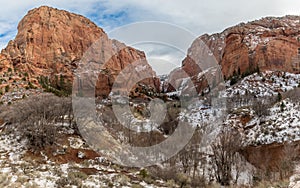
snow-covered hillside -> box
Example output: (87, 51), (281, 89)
(0, 124), (174, 187)
(224, 99), (300, 145)
(178, 71), (300, 146)
(225, 71), (300, 97)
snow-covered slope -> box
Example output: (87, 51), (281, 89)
(0, 124), (174, 187)
(178, 71), (300, 146)
(224, 99), (300, 145)
(225, 71), (300, 97)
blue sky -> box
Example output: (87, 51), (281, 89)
(0, 0), (299, 74)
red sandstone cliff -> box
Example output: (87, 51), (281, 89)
(166, 15), (300, 93)
(0, 6), (159, 97)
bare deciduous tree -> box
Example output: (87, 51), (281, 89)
(211, 128), (242, 186)
(278, 143), (299, 180)
(0, 93), (73, 151)
(285, 88), (300, 105)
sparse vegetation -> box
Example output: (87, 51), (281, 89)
(0, 93), (73, 151)
(39, 75), (72, 96)
(277, 92), (282, 102)
(228, 66), (260, 86)
(5, 85), (9, 92)
(280, 102), (285, 112)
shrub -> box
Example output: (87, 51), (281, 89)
(149, 166), (177, 181)
(176, 173), (191, 187)
(55, 177), (69, 187)
(131, 184), (143, 188)
(116, 174), (130, 186)
(24, 121), (56, 150)
(68, 171), (88, 180)
(139, 169), (148, 178)
(5, 85), (9, 92)
(230, 76), (239, 86)
(27, 81), (36, 89)
(277, 93), (282, 102)
(280, 102), (285, 112)
(190, 176), (206, 188)
(0, 94), (73, 151)
(56, 172), (87, 187)
(166, 179), (176, 187)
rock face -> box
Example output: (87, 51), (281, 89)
(166, 15), (300, 93)
(0, 6), (159, 97)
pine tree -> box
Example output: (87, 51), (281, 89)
(277, 92), (282, 102)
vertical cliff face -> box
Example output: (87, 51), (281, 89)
(1, 6), (105, 76)
(204, 15), (300, 77)
(0, 6), (159, 97)
(166, 15), (300, 93)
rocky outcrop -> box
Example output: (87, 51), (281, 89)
(166, 15), (300, 93)
(0, 6), (159, 97)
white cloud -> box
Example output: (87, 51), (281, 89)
(133, 43), (185, 75)
(100, 0), (299, 73)
(99, 0), (298, 34)
(0, 0), (298, 72)
(0, 0), (105, 49)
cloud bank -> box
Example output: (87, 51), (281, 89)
(0, 0), (298, 74)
